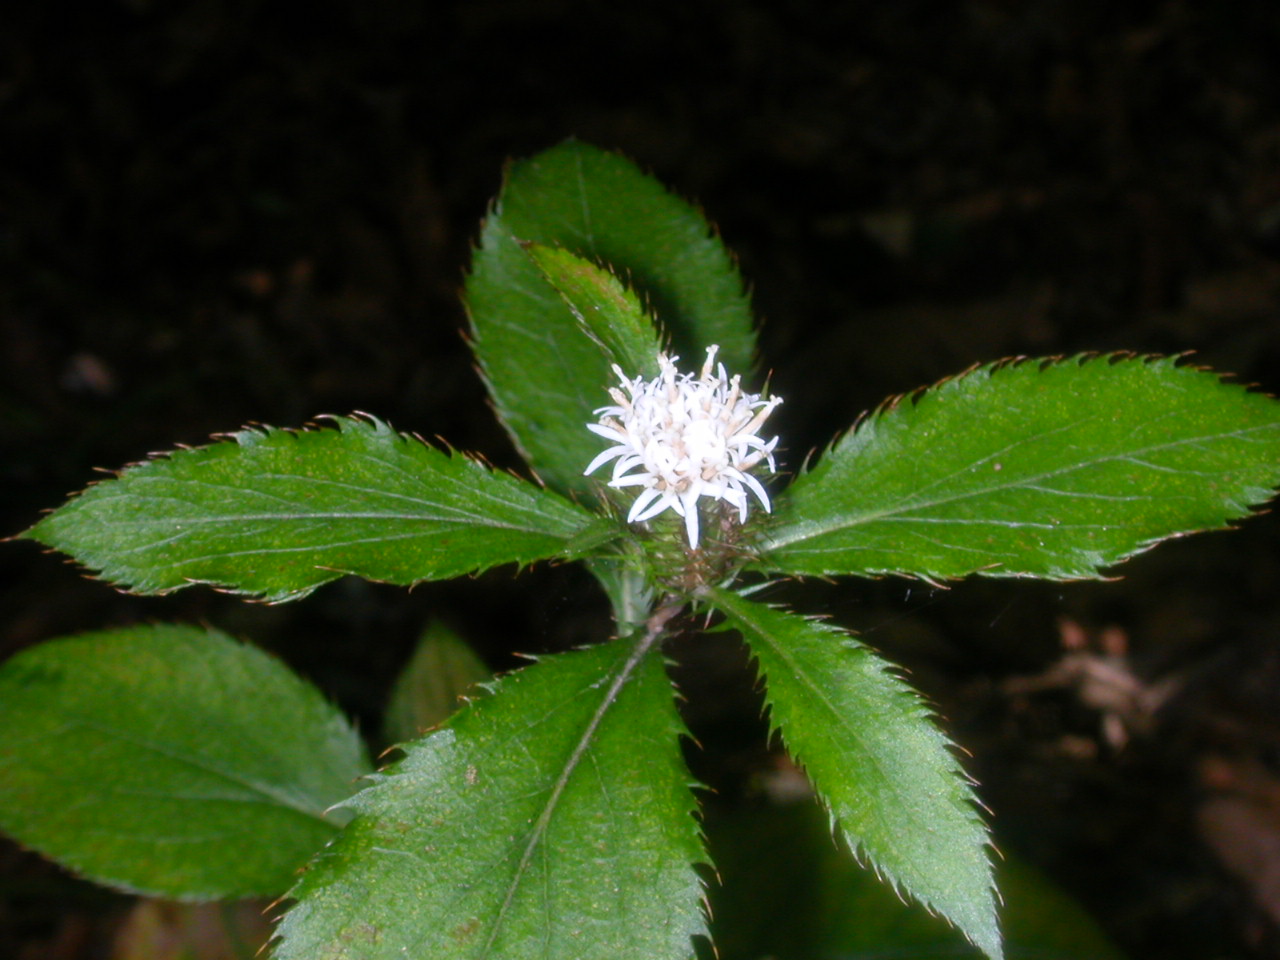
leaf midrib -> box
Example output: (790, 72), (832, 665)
(478, 626), (665, 959)
(35, 706), (339, 826)
(765, 419), (1278, 552)
(712, 592), (937, 853)
(93, 467), (586, 533)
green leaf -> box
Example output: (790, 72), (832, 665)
(466, 140), (756, 498)
(0, 624), (371, 899)
(525, 243), (664, 379)
(706, 587), (1001, 960)
(382, 621), (492, 745)
(809, 852), (1125, 960)
(763, 355), (1280, 580)
(23, 415), (595, 601)
(273, 634), (706, 960)
(705, 796), (1126, 960)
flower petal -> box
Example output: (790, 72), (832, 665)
(584, 346), (782, 546)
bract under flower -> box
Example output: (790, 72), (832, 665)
(585, 346), (782, 548)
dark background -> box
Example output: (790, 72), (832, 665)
(4, 1), (1280, 957)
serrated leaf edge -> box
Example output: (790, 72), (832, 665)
(703, 587), (1003, 960)
(18, 413), (595, 602)
(761, 352), (1280, 579)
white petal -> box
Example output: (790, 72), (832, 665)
(586, 421), (626, 441)
(585, 345), (782, 547)
(584, 446), (627, 476)
(738, 470), (772, 512)
(724, 482), (752, 522)
(680, 490), (702, 547)
(635, 496), (680, 525)
(627, 487), (668, 523)
(609, 473), (654, 489)
(610, 454), (646, 482)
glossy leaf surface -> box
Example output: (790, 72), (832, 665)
(25, 416), (594, 601)
(273, 635), (706, 960)
(467, 140), (756, 498)
(763, 356), (1280, 580)
(526, 243), (663, 380)
(0, 625), (370, 899)
(707, 587), (1001, 960)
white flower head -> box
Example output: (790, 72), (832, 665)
(584, 345), (782, 548)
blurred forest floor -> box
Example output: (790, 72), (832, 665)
(3, 2), (1280, 958)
